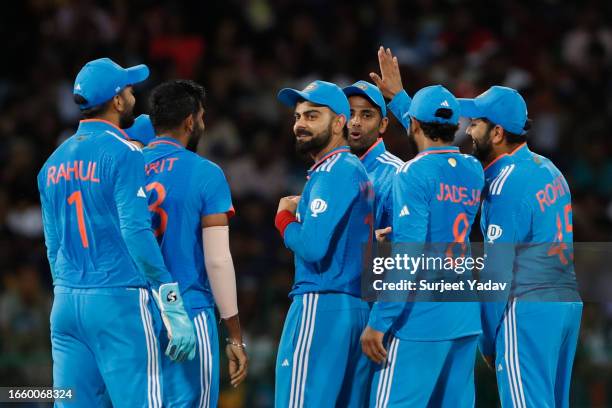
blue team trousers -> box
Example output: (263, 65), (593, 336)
(51, 286), (162, 408)
(158, 307), (220, 408)
(370, 334), (479, 408)
(495, 299), (582, 408)
(275, 292), (373, 407)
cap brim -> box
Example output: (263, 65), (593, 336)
(343, 86), (387, 117)
(126, 64), (150, 85)
(342, 86), (368, 98)
(457, 98), (484, 119)
(277, 88), (311, 108)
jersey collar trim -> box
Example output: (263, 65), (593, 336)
(78, 119), (130, 140)
(148, 136), (184, 149)
(483, 142), (528, 174)
(308, 146), (350, 173)
(417, 145), (459, 156)
(359, 138), (385, 165)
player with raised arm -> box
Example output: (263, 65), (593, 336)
(141, 80), (248, 407)
(461, 86), (582, 407)
(361, 86), (484, 407)
(37, 58), (196, 408)
(275, 80), (374, 406)
(343, 80), (403, 240)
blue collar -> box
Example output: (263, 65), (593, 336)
(147, 136), (184, 150)
(359, 138), (387, 168)
(484, 143), (530, 178)
(76, 119), (130, 139)
(419, 145), (460, 155)
(308, 145), (351, 175)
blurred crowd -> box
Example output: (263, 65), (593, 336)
(1, 0), (611, 406)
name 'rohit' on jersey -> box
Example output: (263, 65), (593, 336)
(283, 146), (374, 297)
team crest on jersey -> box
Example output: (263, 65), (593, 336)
(310, 198), (327, 217)
(486, 224), (503, 243)
(447, 158), (457, 167)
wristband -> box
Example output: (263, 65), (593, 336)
(275, 210), (297, 238)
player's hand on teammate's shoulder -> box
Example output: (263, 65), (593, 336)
(360, 326), (388, 364)
(369, 46), (403, 100)
(226, 340), (248, 387)
(375, 227), (392, 243)
(277, 195), (300, 215)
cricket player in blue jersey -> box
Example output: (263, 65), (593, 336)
(343, 81), (403, 235)
(140, 80), (248, 407)
(275, 80), (374, 407)
(460, 86), (582, 408)
(37, 58), (196, 408)
(361, 85), (485, 407)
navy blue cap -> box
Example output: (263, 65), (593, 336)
(342, 80), (387, 118)
(405, 85), (460, 125)
(458, 86), (528, 135)
(277, 80), (350, 120)
(73, 58), (149, 110)
(126, 114), (156, 145)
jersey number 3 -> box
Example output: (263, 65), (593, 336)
(146, 182), (168, 237)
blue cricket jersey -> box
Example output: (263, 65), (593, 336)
(284, 146), (374, 297)
(359, 138), (403, 230)
(369, 146), (485, 340)
(142, 136), (234, 313)
(479, 143), (581, 355)
(37, 119), (172, 288)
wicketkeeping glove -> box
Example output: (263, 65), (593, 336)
(151, 282), (197, 362)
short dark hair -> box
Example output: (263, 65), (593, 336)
(419, 121), (459, 143)
(149, 80), (206, 132)
(482, 118), (531, 145)
(74, 95), (113, 119)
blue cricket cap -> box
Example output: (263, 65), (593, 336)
(73, 58), (149, 110)
(405, 85), (460, 125)
(277, 80), (350, 120)
(458, 86), (528, 135)
(126, 114), (156, 145)
(342, 80), (387, 118)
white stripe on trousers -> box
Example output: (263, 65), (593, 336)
(375, 336), (399, 408)
(194, 312), (213, 408)
(289, 293), (319, 408)
(504, 299), (527, 408)
(139, 289), (161, 408)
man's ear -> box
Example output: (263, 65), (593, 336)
(491, 125), (505, 146)
(112, 94), (124, 113)
(378, 117), (389, 135)
(183, 113), (195, 133)
(334, 114), (347, 134)
(411, 117), (421, 135)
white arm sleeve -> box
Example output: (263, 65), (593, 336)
(202, 226), (238, 319)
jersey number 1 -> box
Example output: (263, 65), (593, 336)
(67, 191), (89, 248)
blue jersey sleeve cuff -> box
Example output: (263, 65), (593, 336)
(367, 308), (394, 334)
(387, 90), (412, 129)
